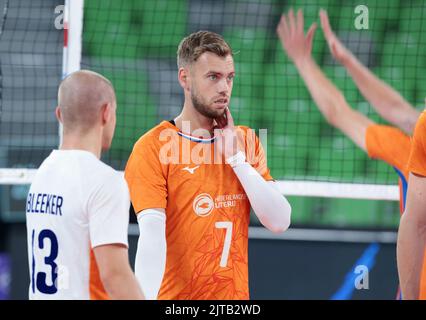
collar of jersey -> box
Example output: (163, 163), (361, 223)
(177, 131), (216, 144)
(163, 120), (217, 144)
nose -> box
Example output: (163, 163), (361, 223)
(217, 77), (230, 95)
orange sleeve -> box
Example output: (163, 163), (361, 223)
(243, 127), (273, 181)
(365, 124), (411, 171)
(408, 112), (426, 177)
(124, 136), (167, 214)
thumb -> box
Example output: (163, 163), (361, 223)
(331, 42), (340, 59)
(306, 23), (317, 50)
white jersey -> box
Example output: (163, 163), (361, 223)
(26, 150), (130, 300)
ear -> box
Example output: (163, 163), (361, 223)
(178, 67), (190, 92)
(55, 106), (62, 123)
(101, 102), (112, 125)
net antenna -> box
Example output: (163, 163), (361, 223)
(0, 0), (84, 185)
(61, 0), (84, 145)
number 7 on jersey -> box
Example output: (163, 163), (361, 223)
(215, 221), (233, 268)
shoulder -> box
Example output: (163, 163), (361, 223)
(366, 124), (411, 145)
(132, 121), (177, 154)
(235, 125), (253, 132)
(414, 111), (426, 139)
(235, 125), (259, 138)
(85, 158), (128, 195)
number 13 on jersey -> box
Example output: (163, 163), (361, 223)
(31, 228), (59, 295)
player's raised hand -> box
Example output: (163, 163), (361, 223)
(277, 9), (317, 66)
(320, 9), (353, 64)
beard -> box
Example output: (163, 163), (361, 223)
(191, 89), (226, 119)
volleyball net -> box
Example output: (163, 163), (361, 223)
(1, 0), (425, 227)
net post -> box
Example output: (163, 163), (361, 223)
(60, 0), (84, 146)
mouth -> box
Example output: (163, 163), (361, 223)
(213, 98), (228, 107)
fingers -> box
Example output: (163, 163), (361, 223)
(319, 9), (332, 38)
(215, 115), (227, 129)
(288, 8), (296, 37)
(277, 14), (289, 42)
(279, 8), (306, 39)
(331, 42), (340, 59)
(306, 23), (317, 51)
(225, 107), (235, 128)
(297, 9), (304, 36)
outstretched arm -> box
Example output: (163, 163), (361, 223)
(320, 9), (420, 135)
(277, 9), (373, 152)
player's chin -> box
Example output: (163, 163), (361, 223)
(210, 103), (227, 114)
(210, 108), (226, 119)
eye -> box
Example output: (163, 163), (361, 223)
(208, 74), (217, 80)
(227, 75), (234, 81)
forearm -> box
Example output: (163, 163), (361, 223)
(343, 57), (418, 133)
(94, 244), (145, 300)
(230, 154), (291, 233)
(295, 57), (349, 126)
(102, 269), (145, 300)
(397, 213), (426, 299)
(135, 209), (167, 300)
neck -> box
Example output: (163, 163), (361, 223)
(174, 101), (215, 138)
(59, 131), (102, 159)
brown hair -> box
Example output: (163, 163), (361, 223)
(177, 30), (233, 68)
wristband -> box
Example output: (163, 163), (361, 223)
(226, 151), (246, 168)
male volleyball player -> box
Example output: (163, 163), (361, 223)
(125, 31), (292, 300)
(277, 9), (420, 298)
(26, 70), (144, 300)
(398, 110), (426, 300)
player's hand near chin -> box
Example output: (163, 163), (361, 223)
(214, 107), (245, 162)
(214, 107), (291, 233)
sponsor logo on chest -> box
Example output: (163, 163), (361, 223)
(192, 192), (247, 217)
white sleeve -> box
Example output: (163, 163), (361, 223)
(88, 172), (130, 248)
(135, 208), (167, 300)
(228, 152), (292, 233)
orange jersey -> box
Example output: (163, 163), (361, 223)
(125, 120), (272, 300)
(365, 124), (411, 213)
(407, 111), (426, 177)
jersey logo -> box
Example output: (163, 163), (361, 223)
(182, 165), (200, 174)
(193, 193), (214, 217)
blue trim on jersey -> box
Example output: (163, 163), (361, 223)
(31, 229), (35, 294)
(393, 167), (408, 210)
(330, 243), (380, 300)
(177, 131), (216, 144)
